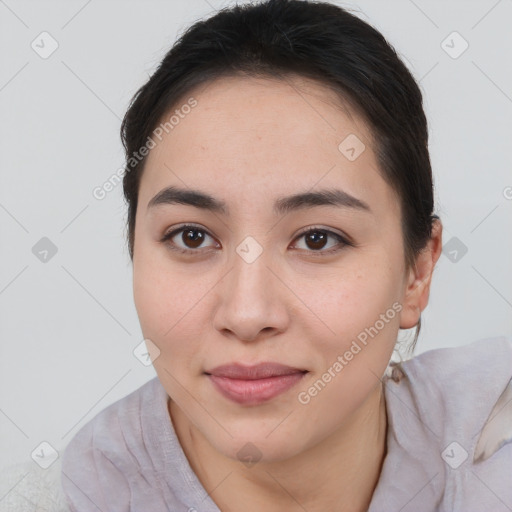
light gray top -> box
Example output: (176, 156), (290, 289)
(3, 336), (510, 511)
(61, 336), (512, 512)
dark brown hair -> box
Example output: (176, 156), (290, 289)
(120, 0), (439, 354)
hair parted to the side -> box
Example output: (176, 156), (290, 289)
(120, 0), (439, 356)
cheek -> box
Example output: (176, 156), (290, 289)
(314, 259), (402, 342)
(133, 253), (206, 348)
(294, 267), (399, 421)
(301, 257), (402, 406)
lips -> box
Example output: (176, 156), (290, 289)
(206, 362), (307, 379)
(205, 362), (308, 405)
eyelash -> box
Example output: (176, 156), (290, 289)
(160, 223), (353, 257)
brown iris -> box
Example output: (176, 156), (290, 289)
(304, 231), (328, 251)
(181, 228), (205, 249)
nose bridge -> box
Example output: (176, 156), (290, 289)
(213, 235), (287, 340)
(229, 236), (275, 303)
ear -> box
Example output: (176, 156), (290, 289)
(400, 219), (443, 329)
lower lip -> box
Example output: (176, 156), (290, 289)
(208, 372), (306, 405)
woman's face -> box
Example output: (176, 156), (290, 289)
(133, 75), (418, 462)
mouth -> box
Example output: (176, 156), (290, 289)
(205, 362), (308, 405)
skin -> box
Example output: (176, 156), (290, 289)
(132, 74), (443, 512)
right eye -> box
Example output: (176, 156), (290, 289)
(160, 224), (219, 254)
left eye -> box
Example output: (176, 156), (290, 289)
(292, 227), (349, 254)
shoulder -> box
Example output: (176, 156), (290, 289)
(62, 376), (161, 460)
(60, 377), (165, 506)
(389, 335), (512, 405)
(370, 336), (512, 510)
(385, 336), (512, 447)
(391, 334), (512, 382)
(385, 335), (512, 464)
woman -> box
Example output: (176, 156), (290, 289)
(3, 0), (511, 510)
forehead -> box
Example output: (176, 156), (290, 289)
(139, 75), (398, 219)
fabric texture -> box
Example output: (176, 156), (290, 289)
(367, 335), (512, 511)
(2, 336), (511, 511)
(0, 458), (68, 512)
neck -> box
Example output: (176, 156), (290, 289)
(169, 382), (387, 512)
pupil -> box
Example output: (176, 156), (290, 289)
(307, 231), (326, 250)
(184, 229), (204, 248)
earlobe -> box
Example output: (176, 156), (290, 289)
(399, 219), (443, 330)
(399, 303), (421, 330)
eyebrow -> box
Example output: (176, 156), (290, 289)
(147, 185), (371, 216)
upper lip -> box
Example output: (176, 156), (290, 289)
(206, 362), (307, 380)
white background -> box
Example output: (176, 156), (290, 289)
(1, 0), (511, 471)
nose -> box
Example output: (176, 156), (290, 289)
(212, 247), (289, 343)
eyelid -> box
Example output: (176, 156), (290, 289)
(160, 223), (352, 255)
(293, 225), (352, 245)
(290, 225), (352, 255)
(161, 222), (210, 241)
(160, 223), (219, 252)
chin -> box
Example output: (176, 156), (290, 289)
(206, 426), (310, 466)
